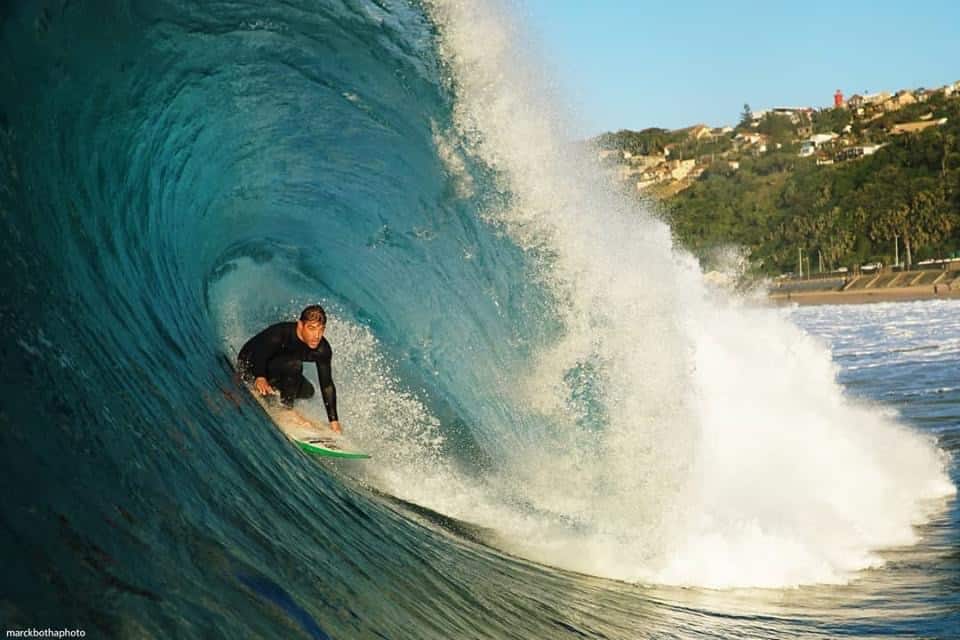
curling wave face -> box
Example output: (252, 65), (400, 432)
(0, 0), (956, 637)
(0, 2), (553, 636)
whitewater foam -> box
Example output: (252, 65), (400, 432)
(205, 0), (955, 590)
(422, 0), (955, 588)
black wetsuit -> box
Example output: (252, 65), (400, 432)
(237, 322), (338, 420)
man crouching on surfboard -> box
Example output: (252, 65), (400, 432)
(237, 304), (341, 434)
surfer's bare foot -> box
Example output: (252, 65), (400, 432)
(286, 409), (320, 430)
(330, 420), (342, 434)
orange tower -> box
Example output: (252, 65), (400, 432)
(834, 89), (844, 108)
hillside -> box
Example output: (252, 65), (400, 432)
(596, 84), (960, 277)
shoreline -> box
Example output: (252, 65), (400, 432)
(768, 283), (960, 306)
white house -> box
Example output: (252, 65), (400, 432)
(735, 132), (768, 146)
(809, 132), (839, 145)
(669, 159), (697, 181)
(835, 144), (885, 162)
(799, 132), (838, 157)
(771, 107), (813, 123)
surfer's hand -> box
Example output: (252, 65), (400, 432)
(329, 420), (342, 434)
(254, 377), (276, 396)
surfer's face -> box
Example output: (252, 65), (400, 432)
(297, 320), (325, 349)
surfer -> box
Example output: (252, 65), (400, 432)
(237, 304), (341, 434)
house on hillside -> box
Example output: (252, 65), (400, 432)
(943, 81), (960, 96)
(634, 158), (703, 193)
(771, 107), (813, 124)
(847, 92), (890, 117)
(616, 152), (668, 181)
(669, 159), (697, 181)
(635, 164), (674, 191)
(890, 118), (948, 135)
(799, 132), (839, 157)
(883, 91), (917, 112)
(626, 153), (664, 169)
(686, 124), (713, 140)
(748, 109), (770, 127)
(734, 132), (769, 154)
(835, 144), (884, 162)
(734, 132), (768, 146)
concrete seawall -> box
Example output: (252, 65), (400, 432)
(768, 268), (960, 306)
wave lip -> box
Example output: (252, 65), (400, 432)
(422, 0), (956, 589)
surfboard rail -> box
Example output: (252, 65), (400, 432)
(244, 383), (370, 459)
(295, 438), (371, 459)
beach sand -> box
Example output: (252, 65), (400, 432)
(769, 284), (960, 306)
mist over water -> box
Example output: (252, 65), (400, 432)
(420, 0), (954, 588)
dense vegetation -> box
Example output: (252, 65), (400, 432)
(658, 97), (960, 276)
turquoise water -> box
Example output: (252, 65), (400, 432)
(1, 2), (957, 637)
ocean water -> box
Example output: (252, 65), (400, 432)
(1, 1), (957, 638)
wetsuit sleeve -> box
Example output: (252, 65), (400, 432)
(315, 347), (339, 423)
(241, 324), (286, 379)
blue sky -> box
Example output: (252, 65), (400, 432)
(520, 0), (960, 137)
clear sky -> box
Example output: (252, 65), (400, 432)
(519, 0), (960, 137)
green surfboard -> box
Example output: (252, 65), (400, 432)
(245, 384), (370, 459)
(295, 435), (370, 460)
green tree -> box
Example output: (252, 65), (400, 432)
(646, 90), (960, 276)
(739, 103), (753, 127)
(821, 208), (856, 270)
(757, 113), (797, 145)
(867, 182), (952, 267)
(811, 107), (851, 135)
(909, 189), (955, 260)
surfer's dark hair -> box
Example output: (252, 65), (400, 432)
(300, 304), (327, 325)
